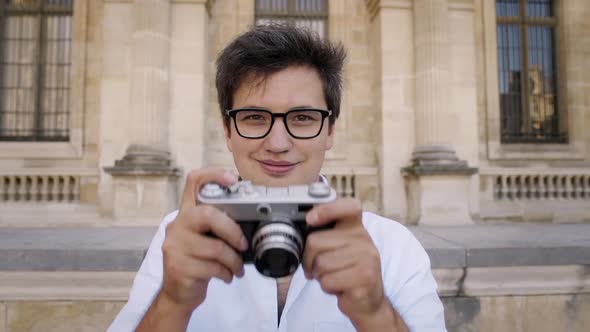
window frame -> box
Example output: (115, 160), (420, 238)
(0, 0), (85, 159)
(483, 0), (584, 160)
(496, 0), (564, 144)
(254, 0), (329, 39)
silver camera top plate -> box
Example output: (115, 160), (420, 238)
(198, 181), (337, 205)
(197, 181), (337, 221)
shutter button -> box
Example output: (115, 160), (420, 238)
(308, 182), (331, 198)
(200, 183), (225, 198)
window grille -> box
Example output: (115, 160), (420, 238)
(0, 0), (73, 142)
(255, 0), (328, 39)
(496, 0), (565, 143)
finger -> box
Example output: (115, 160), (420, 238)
(302, 230), (348, 278)
(190, 235), (245, 277)
(180, 167), (238, 210)
(317, 266), (369, 296)
(306, 198), (362, 228)
(190, 259), (235, 284)
(311, 245), (359, 279)
(189, 205), (248, 252)
(164, 251), (233, 284)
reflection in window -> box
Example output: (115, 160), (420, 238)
(0, 0), (73, 141)
(255, 0), (328, 39)
(496, 0), (564, 143)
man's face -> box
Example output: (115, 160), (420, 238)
(224, 66), (334, 186)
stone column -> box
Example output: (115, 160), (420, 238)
(365, 0), (417, 222)
(402, 0), (477, 225)
(104, 0), (180, 223)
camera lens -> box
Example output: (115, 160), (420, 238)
(257, 248), (298, 277)
(252, 222), (303, 278)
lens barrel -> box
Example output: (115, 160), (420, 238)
(252, 222), (303, 278)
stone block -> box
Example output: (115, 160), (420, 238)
(432, 268), (464, 297)
(0, 272), (136, 302)
(0, 227), (154, 271)
(461, 265), (590, 297)
(405, 174), (475, 225)
(475, 295), (590, 332)
(410, 229), (465, 268)
(422, 223), (590, 267)
(0, 303), (5, 332)
(6, 301), (124, 332)
(111, 175), (179, 224)
(443, 294), (590, 332)
(443, 296), (481, 332)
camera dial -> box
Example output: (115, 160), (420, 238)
(200, 183), (225, 198)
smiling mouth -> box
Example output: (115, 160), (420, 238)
(257, 160), (298, 175)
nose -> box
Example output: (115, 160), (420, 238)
(263, 118), (292, 153)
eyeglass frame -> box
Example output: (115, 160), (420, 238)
(224, 108), (333, 139)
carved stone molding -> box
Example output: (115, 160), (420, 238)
(434, 265), (590, 297)
(365, 0), (412, 21)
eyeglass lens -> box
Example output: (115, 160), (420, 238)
(234, 109), (325, 138)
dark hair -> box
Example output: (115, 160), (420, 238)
(215, 24), (346, 127)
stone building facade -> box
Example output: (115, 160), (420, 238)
(1, 0), (589, 228)
(0, 1), (589, 331)
(0, 0), (588, 227)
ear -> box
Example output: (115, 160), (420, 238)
(325, 123), (334, 150)
(224, 120), (233, 152)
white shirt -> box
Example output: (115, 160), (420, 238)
(108, 211), (447, 332)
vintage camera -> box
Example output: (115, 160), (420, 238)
(197, 180), (336, 278)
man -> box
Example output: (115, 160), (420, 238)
(108, 25), (446, 332)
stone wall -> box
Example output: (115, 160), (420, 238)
(1, 294), (589, 332)
(1, 301), (124, 332)
(444, 294), (590, 332)
(1, 224), (589, 331)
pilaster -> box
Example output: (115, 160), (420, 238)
(403, 0), (477, 225)
(104, 0), (179, 223)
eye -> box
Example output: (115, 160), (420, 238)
(294, 114), (313, 121)
(237, 111), (268, 122)
(244, 114), (265, 121)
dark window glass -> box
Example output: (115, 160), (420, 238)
(496, 0), (564, 143)
(0, 0), (73, 142)
(255, 0), (328, 39)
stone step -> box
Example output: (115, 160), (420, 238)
(0, 223), (589, 271)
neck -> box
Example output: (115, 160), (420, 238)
(277, 275), (293, 325)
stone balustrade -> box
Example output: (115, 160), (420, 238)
(325, 173), (356, 198)
(0, 175), (80, 203)
(321, 167), (379, 211)
(480, 169), (590, 222)
(492, 173), (590, 201)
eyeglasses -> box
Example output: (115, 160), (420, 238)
(225, 108), (332, 139)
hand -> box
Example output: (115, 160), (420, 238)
(160, 167), (248, 312)
(303, 198), (395, 330)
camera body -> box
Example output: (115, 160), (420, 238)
(197, 180), (336, 278)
